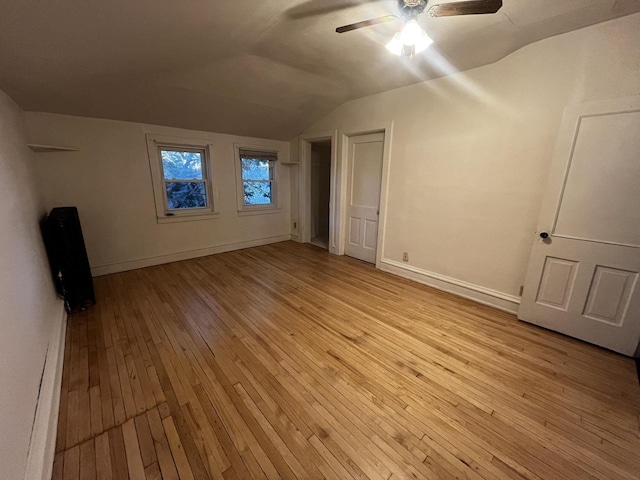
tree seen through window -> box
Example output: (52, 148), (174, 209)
(241, 157), (273, 205)
(160, 149), (208, 209)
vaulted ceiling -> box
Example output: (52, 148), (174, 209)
(1, 0), (638, 140)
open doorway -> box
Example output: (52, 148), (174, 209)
(310, 140), (331, 249)
(299, 131), (337, 252)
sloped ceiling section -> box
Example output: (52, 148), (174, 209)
(0, 0), (638, 140)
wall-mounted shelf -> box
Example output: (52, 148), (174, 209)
(28, 143), (79, 153)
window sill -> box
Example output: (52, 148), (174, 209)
(157, 211), (220, 224)
(237, 207), (282, 217)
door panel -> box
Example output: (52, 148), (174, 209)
(348, 217), (360, 245)
(364, 219), (378, 250)
(553, 111), (640, 247)
(351, 142), (383, 207)
(583, 266), (637, 325)
(344, 132), (384, 263)
(535, 257), (578, 310)
(519, 96), (640, 355)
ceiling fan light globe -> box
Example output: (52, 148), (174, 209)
(414, 31), (433, 53)
(400, 19), (424, 46)
(385, 33), (404, 55)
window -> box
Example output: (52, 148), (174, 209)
(146, 134), (218, 223)
(160, 147), (209, 210)
(236, 147), (278, 213)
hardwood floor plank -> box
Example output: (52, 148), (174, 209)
(147, 408), (180, 480)
(57, 320), (73, 453)
(104, 344), (126, 426)
(193, 383), (255, 480)
(52, 242), (640, 480)
(134, 413), (157, 468)
(87, 310), (101, 389)
(96, 326), (116, 432)
(308, 433), (357, 480)
(66, 389), (80, 448)
(162, 416), (195, 480)
(122, 418), (146, 480)
(179, 401), (227, 479)
(147, 365), (167, 405)
(90, 385), (104, 437)
(233, 383), (319, 480)
(64, 445), (80, 480)
(144, 462), (163, 480)
(79, 438), (96, 480)
(108, 425), (129, 480)
(95, 431), (113, 480)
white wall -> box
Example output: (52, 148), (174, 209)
(298, 13), (640, 310)
(0, 90), (62, 479)
(27, 114), (293, 275)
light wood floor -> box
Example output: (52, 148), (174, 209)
(52, 241), (640, 480)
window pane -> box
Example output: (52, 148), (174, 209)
(165, 182), (207, 209)
(161, 150), (203, 180)
(243, 181), (272, 205)
(241, 158), (270, 181)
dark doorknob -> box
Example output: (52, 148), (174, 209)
(539, 232), (549, 239)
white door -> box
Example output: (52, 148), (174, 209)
(519, 96), (640, 355)
(344, 132), (384, 263)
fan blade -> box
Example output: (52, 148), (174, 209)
(336, 15), (396, 33)
(427, 0), (502, 17)
(286, 0), (387, 20)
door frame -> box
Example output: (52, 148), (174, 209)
(298, 122), (394, 265)
(298, 130), (339, 253)
(338, 122), (394, 267)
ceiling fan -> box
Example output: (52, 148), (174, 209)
(335, 0), (503, 57)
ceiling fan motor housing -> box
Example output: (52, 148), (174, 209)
(398, 0), (428, 17)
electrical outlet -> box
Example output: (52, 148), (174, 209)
(293, 222), (297, 229)
(519, 285), (524, 296)
(402, 252), (409, 262)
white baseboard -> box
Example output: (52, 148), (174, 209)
(91, 234), (292, 276)
(24, 302), (67, 480)
(379, 258), (521, 314)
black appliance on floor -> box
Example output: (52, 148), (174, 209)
(42, 207), (95, 313)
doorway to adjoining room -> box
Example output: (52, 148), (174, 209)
(309, 140), (331, 249)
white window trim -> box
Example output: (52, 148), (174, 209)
(234, 143), (281, 216)
(146, 134), (220, 224)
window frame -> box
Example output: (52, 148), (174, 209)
(146, 134), (219, 223)
(234, 143), (280, 215)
